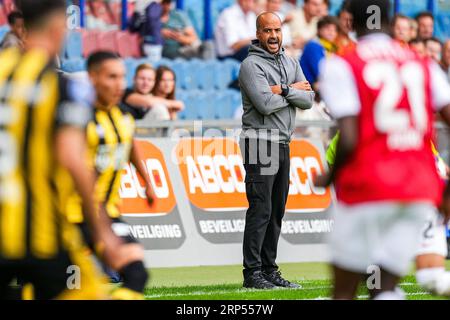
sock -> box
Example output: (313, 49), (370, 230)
(373, 288), (405, 300)
(119, 261), (149, 294)
(416, 267), (450, 296)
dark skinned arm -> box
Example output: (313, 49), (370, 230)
(315, 116), (358, 188)
(130, 140), (156, 206)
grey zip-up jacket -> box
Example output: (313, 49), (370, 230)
(239, 40), (314, 143)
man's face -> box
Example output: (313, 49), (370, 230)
(339, 10), (353, 34)
(12, 18), (25, 39)
(134, 69), (155, 95)
(393, 18), (411, 43)
(318, 24), (337, 43)
(90, 59), (126, 107)
(418, 16), (434, 39)
(238, 0), (256, 14)
(304, 0), (324, 18)
(426, 40), (442, 63)
(257, 14), (283, 54)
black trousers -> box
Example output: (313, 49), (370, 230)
(241, 139), (290, 279)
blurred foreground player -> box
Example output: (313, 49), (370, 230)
(66, 51), (155, 300)
(317, 0), (450, 299)
(0, 0), (124, 299)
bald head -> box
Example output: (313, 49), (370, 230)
(256, 12), (282, 31)
(256, 12), (283, 54)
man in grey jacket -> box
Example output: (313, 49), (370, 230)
(239, 12), (314, 289)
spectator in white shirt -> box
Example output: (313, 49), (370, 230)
(265, 0), (292, 47)
(215, 0), (257, 61)
(287, 0), (325, 50)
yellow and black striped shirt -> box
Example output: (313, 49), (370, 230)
(67, 105), (135, 223)
(0, 47), (93, 260)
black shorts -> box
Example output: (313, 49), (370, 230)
(78, 217), (138, 251)
(0, 253), (75, 300)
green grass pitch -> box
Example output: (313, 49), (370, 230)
(144, 261), (450, 300)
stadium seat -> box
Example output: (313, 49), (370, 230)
(195, 91), (215, 120)
(82, 30), (100, 57)
(213, 60), (235, 90)
(177, 91), (198, 120)
(115, 31), (142, 58)
(124, 58), (138, 87)
(0, 25), (10, 44)
(66, 31), (83, 59)
(212, 91), (231, 119)
(61, 58), (86, 73)
(97, 31), (118, 53)
(115, 31), (131, 57)
(197, 60), (215, 91)
(128, 33), (142, 58)
(171, 60), (188, 90)
(399, 0), (427, 17)
(153, 58), (172, 68)
(0, 7), (7, 26)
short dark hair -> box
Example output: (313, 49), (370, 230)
(317, 15), (340, 30)
(7, 11), (23, 26)
(338, 0), (351, 16)
(87, 51), (120, 72)
(15, 0), (66, 28)
(425, 37), (442, 47)
(409, 37), (425, 46)
(348, 0), (390, 36)
(416, 11), (434, 22)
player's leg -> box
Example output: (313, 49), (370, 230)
(415, 209), (450, 295)
(0, 263), (18, 300)
(332, 265), (363, 300)
(367, 269), (403, 300)
(29, 223), (108, 300)
(370, 202), (429, 300)
(327, 203), (372, 299)
(109, 218), (149, 300)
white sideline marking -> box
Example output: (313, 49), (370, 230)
(144, 282), (420, 299)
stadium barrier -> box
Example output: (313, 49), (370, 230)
(119, 120), (449, 268)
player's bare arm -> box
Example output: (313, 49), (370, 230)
(54, 127), (124, 261)
(439, 105), (450, 223)
(315, 116), (358, 188)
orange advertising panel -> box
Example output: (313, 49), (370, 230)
(175, 138), (331, 213)
(175, 138), (248, 211)
(286, 140), (332, 212)
(119, 140), (176, 215)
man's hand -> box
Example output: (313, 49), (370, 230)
(271, 85), (282, 95)
(169, 100), (185, 111)
(145, 182), (156, 207)
(314, 172), (333, 188)
(161, 28), (178, 40)
(290, 81), (312, 91)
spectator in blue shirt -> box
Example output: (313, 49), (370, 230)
(300, 16), (339, 90)
(160, 0), (202, 59)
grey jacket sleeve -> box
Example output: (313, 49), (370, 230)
(285, 61), (315, 110)
(239, 60), (290, 116)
